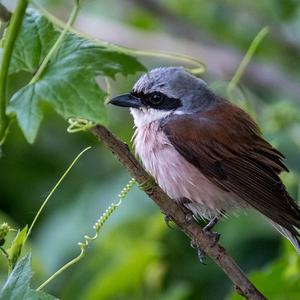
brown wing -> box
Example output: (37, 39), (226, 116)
(161, 101), (300, 236)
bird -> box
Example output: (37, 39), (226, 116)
(109, 66), (300, 254)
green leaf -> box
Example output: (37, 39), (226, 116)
(36, 290), (59, 300)
(53, 34), (145, 78)
(0, 254), (58, 300)
(9, 9), (59, 74)
(7, 9), (145, 143)
(0, 254), (32, 300)
(6, 226), (28, 271)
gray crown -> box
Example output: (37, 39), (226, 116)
(133, 67), (219, 112)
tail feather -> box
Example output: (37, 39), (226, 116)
(269, 220), (300, 254)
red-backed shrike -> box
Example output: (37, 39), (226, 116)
(110, 67), (300, 253)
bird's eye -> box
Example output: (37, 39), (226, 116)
(148, 92), (164, 105)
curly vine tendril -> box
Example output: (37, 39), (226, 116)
(78, 178), (136, 249)
(36, 178), (136, 291)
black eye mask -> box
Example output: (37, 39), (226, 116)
(131, 91), (182, 111)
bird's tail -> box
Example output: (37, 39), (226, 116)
(269, 220), (300, 254)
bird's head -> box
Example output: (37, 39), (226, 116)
(109, 67), (219, 127)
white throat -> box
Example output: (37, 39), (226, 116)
(130, 108), (172, 127)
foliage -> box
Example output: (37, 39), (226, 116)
(229, 242), (300, 300)
(1, 0), (300, 300)
(0, 254), (57, 300)
(0, 1), (145, 299)
(6, 226), (27, 272)
(6, 9), (145, 143)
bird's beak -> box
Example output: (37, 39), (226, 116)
(109, 93), (142, 109)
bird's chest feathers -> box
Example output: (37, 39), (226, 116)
(133, 121), (170, 177)
(133, 121), (239, 216)
(133, 121), (209, 200)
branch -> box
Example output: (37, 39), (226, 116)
(91, 124), (267, 300)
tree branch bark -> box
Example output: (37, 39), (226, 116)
(91, 124), (267, 300)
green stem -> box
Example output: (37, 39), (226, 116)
(36, 249), (84, 291)
(29, 0), (81, 84)
(128, 49), (206, 75)
(26, 146), (91, 240)
(0, 247), (9, 259)
(36, 178), (136, 291)
(0, 0), (28, 143)
(227, 26), (269, 92)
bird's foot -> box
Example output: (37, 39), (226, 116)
(203, 215), (221, 247)
(139, 176), (156, 193)
(203, 215), (220, 231)
(190, 216), (222, 264)
(190, 240), (206, 264)
(190, 231), (220, 264)
(185, 211), (194, 225)
(204, 230), (221, 248)
(163, 213), (175, 229)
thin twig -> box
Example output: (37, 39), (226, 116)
(91, 124), (267, 300)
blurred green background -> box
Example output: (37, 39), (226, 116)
(1, 0), (300, 299)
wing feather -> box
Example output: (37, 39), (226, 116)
(161, 102), (300, 235)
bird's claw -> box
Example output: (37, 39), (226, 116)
(203, 216), (221, 247)
(197, 249), (207, 264)
(190, 240), (207, 264)
(190, 233), (220, 264)
(203, 215), (220, 231)
(185, 211), (194, 225)
(164, 214), (175, 229)
(190, 219), (221, 264)
(204, 230), (221, 247)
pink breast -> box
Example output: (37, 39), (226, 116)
(133, 121), (242, 218)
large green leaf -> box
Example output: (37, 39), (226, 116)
(7, 9), (145, 143)
(9, 9), (59, 74)
(0, 254), (58, 300)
